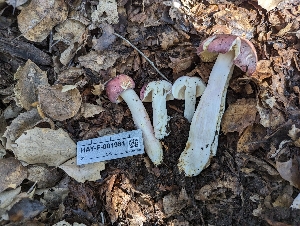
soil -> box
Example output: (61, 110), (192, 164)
(1, 0), (300, 225)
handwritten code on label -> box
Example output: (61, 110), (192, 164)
(77, 129), (144, 165)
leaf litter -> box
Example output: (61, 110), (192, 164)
(1, 0), (300, 225)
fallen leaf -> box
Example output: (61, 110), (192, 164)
(81, 103), (105, 118)
(38, 187), (69, 209)
(17, 0), (68, 42)
(78, 50), (120, 72)
(14, 60), (49, 110)
(14, 128), (76, 167)
(288, 124), (300, 147)
(159, 30), (179, 50)
(3, 108), (42, 142)
(221, 98), (257, 135)
(27, 165), (62, 188)
(0, 187), (21, 209)
(163, 188), (190, 217)
(56, 68), (84, 85)
(93, 22), (116, 51)
(38, 84), (82, 121)
(7, 198), (45, 222)
(251, 60), (273, 82)
(258, 0), (283, 11)
(125, 201), (146, 225)
(276, 156), (300, 190)
(0, 158), (27, 193)
(237, 124), (267, 153)
(58, 157), (105, 183)
(90, 0), (119, 29)
(168, 57), (194, 74)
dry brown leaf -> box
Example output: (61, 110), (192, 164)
(3, 108), (41, 142)
(213, 8), (255, 39)
(14, 60), (49, 110)
(276, 156), (300, 189)
(237, 124), (267, 153)
(125, 201), (146, 225)
(56, 68), (84, 85)
(0, 187), (21, 209)
(168, 57), (194, 75)
(58, 157), (105, 183)
(17, 0), (68, 42)
(78, 50), (120, 72)
(194, 173), (240, 201)
(7, 198), (45, 222)
(159, 30), (179, 50)
(90, 0), (118, 29)
(251, 60), (273, 82)
(81, 103), (105, 118)
(0, 158), (27, 193)
(27, 165), (62, 188)
(14, 128), (76, 167)
(221, 98), (257, 135)
(163, 188), (190, 217)
(38, 84), (82, 121)
(106, 187), (131, 223)
(288, 124), (300, 147)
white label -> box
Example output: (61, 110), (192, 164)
(77, 129), (144, 165)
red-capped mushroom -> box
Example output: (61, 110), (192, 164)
(178, 34), (257, 176)
(106, 74), (163, 165)
(140, 80), (173, 139)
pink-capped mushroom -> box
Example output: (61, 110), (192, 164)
(106, 74), (163, 165)
(140, 80), (173, 139)
(178, 34), (257, 176)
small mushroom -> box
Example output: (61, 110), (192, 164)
(172, 76), (206, 122)
(140, 80), (173, 139)
(106, 74), (163, 165)
(178, 34), (257, 176)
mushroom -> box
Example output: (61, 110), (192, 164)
(106, 74), (163, 165)
(178, 34), (257, 176)
(140, 80), (173, 139)
(172, 76), (206, 122)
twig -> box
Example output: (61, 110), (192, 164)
(113, 32), (171, 82)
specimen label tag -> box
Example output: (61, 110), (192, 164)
(77, 129), (144, 165)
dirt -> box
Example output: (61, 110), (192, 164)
(1, 0), (300, 225)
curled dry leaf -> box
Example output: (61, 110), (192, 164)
(3, 108), (41, 142)
(251, 60), (273, 82)
(27, 165), (62, 188)
(81, 103), (105, 118)
(276, 156), (300, 190)
(78, 50), (120, 72)
(56, 68), (84, 85)
(159, 29), (179, 50)
(221, 98), (257, 135)
(90, 0), (119, 29)
(58, 157), (105, 183)
(53, 19), (86, 65)
(213, 8), (255, 39)
(14, 60), (49, 110)
(7, 198), (45, 222)
(0, 158), (27, 193)
(163, 188), (190, 217)
(92, 22), (116, 51)
(17, 0), (68, 42)
(14, 128), (76, 167)
(237, 124), (267, 153)
(38, 84), (82, 121)
(0, 187), (21, 209)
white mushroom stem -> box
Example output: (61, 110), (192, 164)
(178, 51), (235, 176)
(152, 88), (170, 139)
(120, 89), (163, 165)
(184, 84), (198, 122)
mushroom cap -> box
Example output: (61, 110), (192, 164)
(197, 34), (257, 75)
(106, 74), (135, 103)
(140, 80), (174, 102)
(172, 76), (206, 100)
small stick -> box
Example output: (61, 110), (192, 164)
(113, 32), (171, 82)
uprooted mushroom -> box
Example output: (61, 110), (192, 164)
(106, 74), (163, 165)
(140, 80), (173, 139)
(178, 34), (257, 177)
